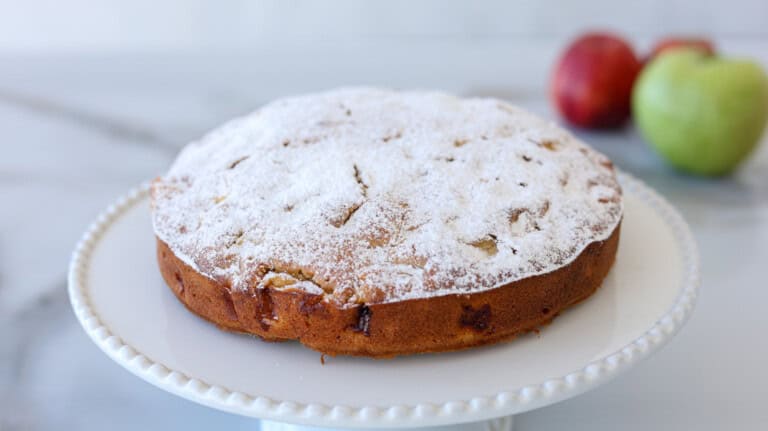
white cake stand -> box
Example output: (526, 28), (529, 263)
(68, 172), (699, 431)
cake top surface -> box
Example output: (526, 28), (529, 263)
(151, 88), (622, 306)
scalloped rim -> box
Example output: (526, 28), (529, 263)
(68, 172), (700, 429)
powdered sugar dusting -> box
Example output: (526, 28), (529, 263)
(151, 88), (622, 307)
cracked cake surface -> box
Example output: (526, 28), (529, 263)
(151, 87), (623, 308)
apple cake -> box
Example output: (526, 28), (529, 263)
(151, 88), (622, 358)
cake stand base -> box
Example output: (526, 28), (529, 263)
(260, 416), (514, 431)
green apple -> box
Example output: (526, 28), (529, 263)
(633, 49), (768, 176)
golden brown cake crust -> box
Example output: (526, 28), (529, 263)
(156, 222), (620, 358)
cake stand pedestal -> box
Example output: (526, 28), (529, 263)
(68, 172), (699, 430)
(260, 416), (514, 430)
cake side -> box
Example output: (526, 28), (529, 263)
(156, 222), (620, 358)
(150, 88), (623, 307)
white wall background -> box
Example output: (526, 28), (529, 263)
(1, 0), (766, 53)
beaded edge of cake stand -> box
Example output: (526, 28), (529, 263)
(67, 171), (700, 428)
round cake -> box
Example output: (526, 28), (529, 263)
(151, 88), (623, 358)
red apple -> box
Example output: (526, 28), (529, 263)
(648, 37), (715, 61)
(551, 32), (642, 129)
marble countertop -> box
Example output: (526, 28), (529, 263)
(1, 42), (767, 430)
